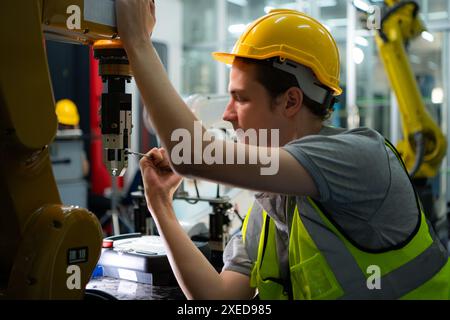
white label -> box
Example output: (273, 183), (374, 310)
(84, 0), (116, 27)
(118, 268), (138, 282)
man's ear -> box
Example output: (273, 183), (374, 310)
(284, 87), (303, 117)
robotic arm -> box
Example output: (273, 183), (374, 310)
(374, 0), (446, 178)
(44, 0), (133, 176)
(0, 0), (133, 299)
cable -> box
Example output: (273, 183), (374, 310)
(184, 179), (201, 204)
(234, 209), (245, 223)
(194, 179), (200, 197)
(409, 132), (425, 177)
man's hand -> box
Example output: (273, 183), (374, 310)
(139, 148), (183, 214)
(115, 0), (156, 50)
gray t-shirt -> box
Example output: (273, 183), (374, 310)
(222, 126), (419, 277)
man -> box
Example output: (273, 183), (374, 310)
(116, 1), (450, 299)
(55, 99), (90, 177)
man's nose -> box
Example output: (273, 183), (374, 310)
(222, 100), (237, 122)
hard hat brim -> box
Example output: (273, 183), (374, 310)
(212, 52), (238, 65)
(212, 51), (343, 96)
(212, 51), (283, 65)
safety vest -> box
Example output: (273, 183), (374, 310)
(242, 141), (450, 299)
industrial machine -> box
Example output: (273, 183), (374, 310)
(0, 1), (134, 299)
(374, 0), (447, 237)
(375, 0), (446, 179)
(96, 233), (210, 287)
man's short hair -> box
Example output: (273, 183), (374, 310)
(235, 57), (334, 120)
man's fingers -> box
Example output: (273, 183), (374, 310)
(140, 148), (173, 173)
(147, 148), (163, 164)
(146, 147), (159, 159)
(158, 148), (171, 168)
(140, 147), (157, 168)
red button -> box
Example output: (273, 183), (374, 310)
(102, 239), (114, 248)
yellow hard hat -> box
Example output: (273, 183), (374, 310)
(55, 99), (80, 126)
(212, 9), (342, 96)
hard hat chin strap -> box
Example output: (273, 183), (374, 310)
(272, 59), (336, 110)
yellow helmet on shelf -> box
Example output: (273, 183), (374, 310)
(55, 99), (80, 126)
(212, 9), (342, 96)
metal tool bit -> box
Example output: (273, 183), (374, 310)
(125, 150), (153, 159)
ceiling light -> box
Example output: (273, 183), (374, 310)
(432, 87), (444, 104)
(353, 0), (371, 13)
(421, 31), (434, 42)
(353, 47), (365, 65)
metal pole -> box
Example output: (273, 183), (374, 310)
(366, 36), (375, 129)
(217, 0), (227, 95)
(124, 79), (140, 190)
(390, 92), (400, 144)
(346, 0), (359, 129)
(443, 31), (450, 212)
(111, 175), (120, 235)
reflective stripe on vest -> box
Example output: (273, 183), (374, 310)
(302, 197), (448, 299)
(242, 202), (264, 262)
